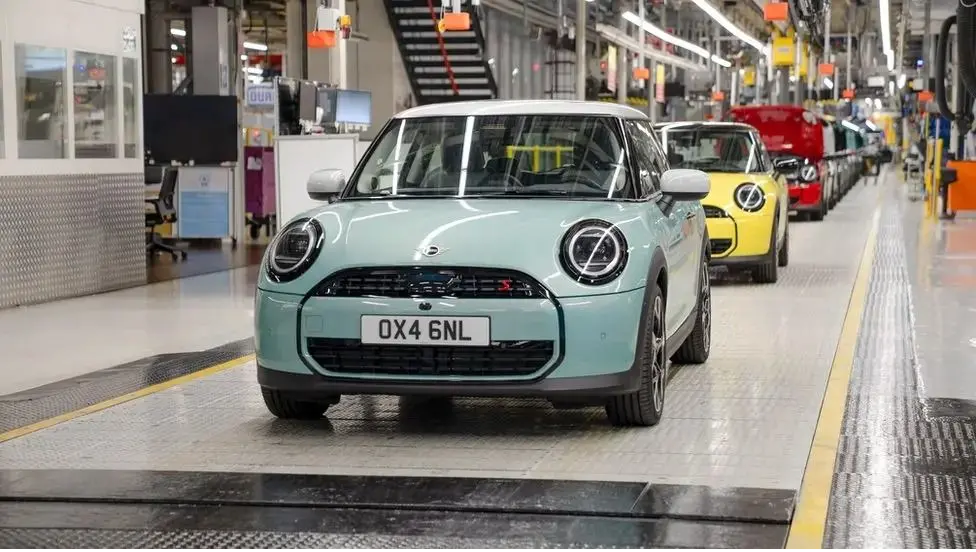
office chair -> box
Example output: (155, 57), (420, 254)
(145, 167), (188, 261)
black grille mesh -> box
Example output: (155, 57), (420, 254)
(315, 267), (544, 299)
(307, 338), (554, 377)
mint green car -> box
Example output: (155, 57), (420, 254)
(256, 100), (712, 427)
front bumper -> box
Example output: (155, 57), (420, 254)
(788, 182), (823, 211)
(705, 207), (775, 264)
(255, 287), (647, 398)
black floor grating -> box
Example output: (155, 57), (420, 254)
(0, 339), (254, 435)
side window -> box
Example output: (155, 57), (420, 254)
(646, 131), (670, 183)
(756, 134), (773, 172)
(624, 120), (660, 197)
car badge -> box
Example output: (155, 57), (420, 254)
(419, 245), (447, 257)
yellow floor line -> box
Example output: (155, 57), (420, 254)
(0, 354), (255, 444)
(785, 202), (883, 548)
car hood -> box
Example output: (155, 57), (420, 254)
(701, 173), (776, 211)
(262, 198), (660, 297)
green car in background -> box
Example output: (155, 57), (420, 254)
(255, 100), (712, 427)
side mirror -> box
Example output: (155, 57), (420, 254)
(660, 168), (709, 201)
(772, 157), (800, 173)
(307, 169), (346, 201)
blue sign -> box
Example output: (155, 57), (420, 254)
(246, 83), (275, 108)
(177, 168), (231, 238)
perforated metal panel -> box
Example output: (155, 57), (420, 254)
(0, 173), (146, 308)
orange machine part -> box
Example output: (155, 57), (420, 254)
(307, 30), (336, 48)
(946, 160), (976, 214)
(763, 2), (788, 21)
(818, 63), (835, 76)
(633, 66), (650, 80)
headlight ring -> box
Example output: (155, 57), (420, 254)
(559, 219), (628, 285)
(267, 218), (324, 282)
(733, 183), (766, 212)
(800, 164), (817, 182)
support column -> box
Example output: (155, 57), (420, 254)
(616, 7), (628, 104)
(148, 9), (172, 93)
(922, 1), (932, 85)
(191, 6), (231, 95)
(575, 0), (587, 100)
(845, 3), (853, 91)
(285, 0), (304, 78)
(793, 32), (803, 105)
(714, 22), (723, 117)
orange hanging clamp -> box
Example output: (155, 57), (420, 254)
(440, 11), (471, 31)
(307, 30), (337, 48)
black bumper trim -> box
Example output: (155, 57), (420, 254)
(258, 363), (642, 398)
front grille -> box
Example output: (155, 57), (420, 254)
(710, 239), (732, 255)
(315, 267), (544, 299)
(703, 205), (727, 218)
(307, 338), (554, 377)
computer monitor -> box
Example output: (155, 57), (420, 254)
(298, 80), (318, 121)
(335, 90), (372, 125)
(317, 87), (338, 124)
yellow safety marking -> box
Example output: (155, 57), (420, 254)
(0, 354), (255, 444)
(786, 198), (882, 548)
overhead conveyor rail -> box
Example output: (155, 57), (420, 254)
(385, 0), (498, 104)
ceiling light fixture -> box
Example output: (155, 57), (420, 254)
(622, 11), (731, 66)
(686, 0), (769, 55)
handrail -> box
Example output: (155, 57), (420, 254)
(425, 0), (460, 96)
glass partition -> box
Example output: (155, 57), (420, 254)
(73, 51), (118, 158)
(15, 44), (68, 159)
(122, 57), (138, 158)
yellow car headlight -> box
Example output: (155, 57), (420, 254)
(733, 183), (766, 213)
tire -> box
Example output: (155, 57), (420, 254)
(753, 218), (780, 284)
(672, 254), (711, 365)
(606, 285), (668, 427)
(261, 388), (338, 420)
(809, 200), (825, 221)
(778, 223), (789, 267)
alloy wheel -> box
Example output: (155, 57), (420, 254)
(650, 296), (667, 413)
(700, 260), (711, 353)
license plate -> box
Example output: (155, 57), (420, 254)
(360, 315), (490, 346)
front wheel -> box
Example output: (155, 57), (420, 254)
(778, 224), (790, 267)
(606, 285), (667, 427)
(262, 388), (339, 420)
(754, 218), (780, 284)
(672, 255), (711, 365)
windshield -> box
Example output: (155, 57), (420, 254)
(657, 128), (763, 173)
(343, 115), (635, 200)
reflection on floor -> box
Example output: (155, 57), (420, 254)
(147, 241), (265, 284)
(0, 267), (257, 396)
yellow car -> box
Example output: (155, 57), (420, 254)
(654, 122), (792, 283)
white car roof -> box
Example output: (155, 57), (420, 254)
(397, 100), (648, 120)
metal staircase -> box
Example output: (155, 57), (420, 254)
(384, 0), (498, 104)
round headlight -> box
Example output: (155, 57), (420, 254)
(800, 164), (817, 182)
(267, 219), (323, 282)
(560, 220), (628, 285)
(733, 183), (766, 212)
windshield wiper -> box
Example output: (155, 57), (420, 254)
(483, 189), (572, 196)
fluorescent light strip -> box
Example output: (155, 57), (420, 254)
(687, 0), (769, 55)
(879, 0), (891, 54)
(172, 28), (267, 52)
(622, 11), (730, 65)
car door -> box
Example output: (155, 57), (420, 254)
(647, 127), (699, 325)
(758, 135), (788, 243)
(626, 120), (696, 331)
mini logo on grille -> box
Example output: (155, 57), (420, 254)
(419, 245), (446, 257)
(418, 302), (432, 311)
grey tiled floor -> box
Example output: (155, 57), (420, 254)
(0, 183), (883, 490)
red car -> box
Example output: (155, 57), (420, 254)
(725, 105), (829, 221)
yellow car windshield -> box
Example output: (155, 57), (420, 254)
(660, 128), (763, 174)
